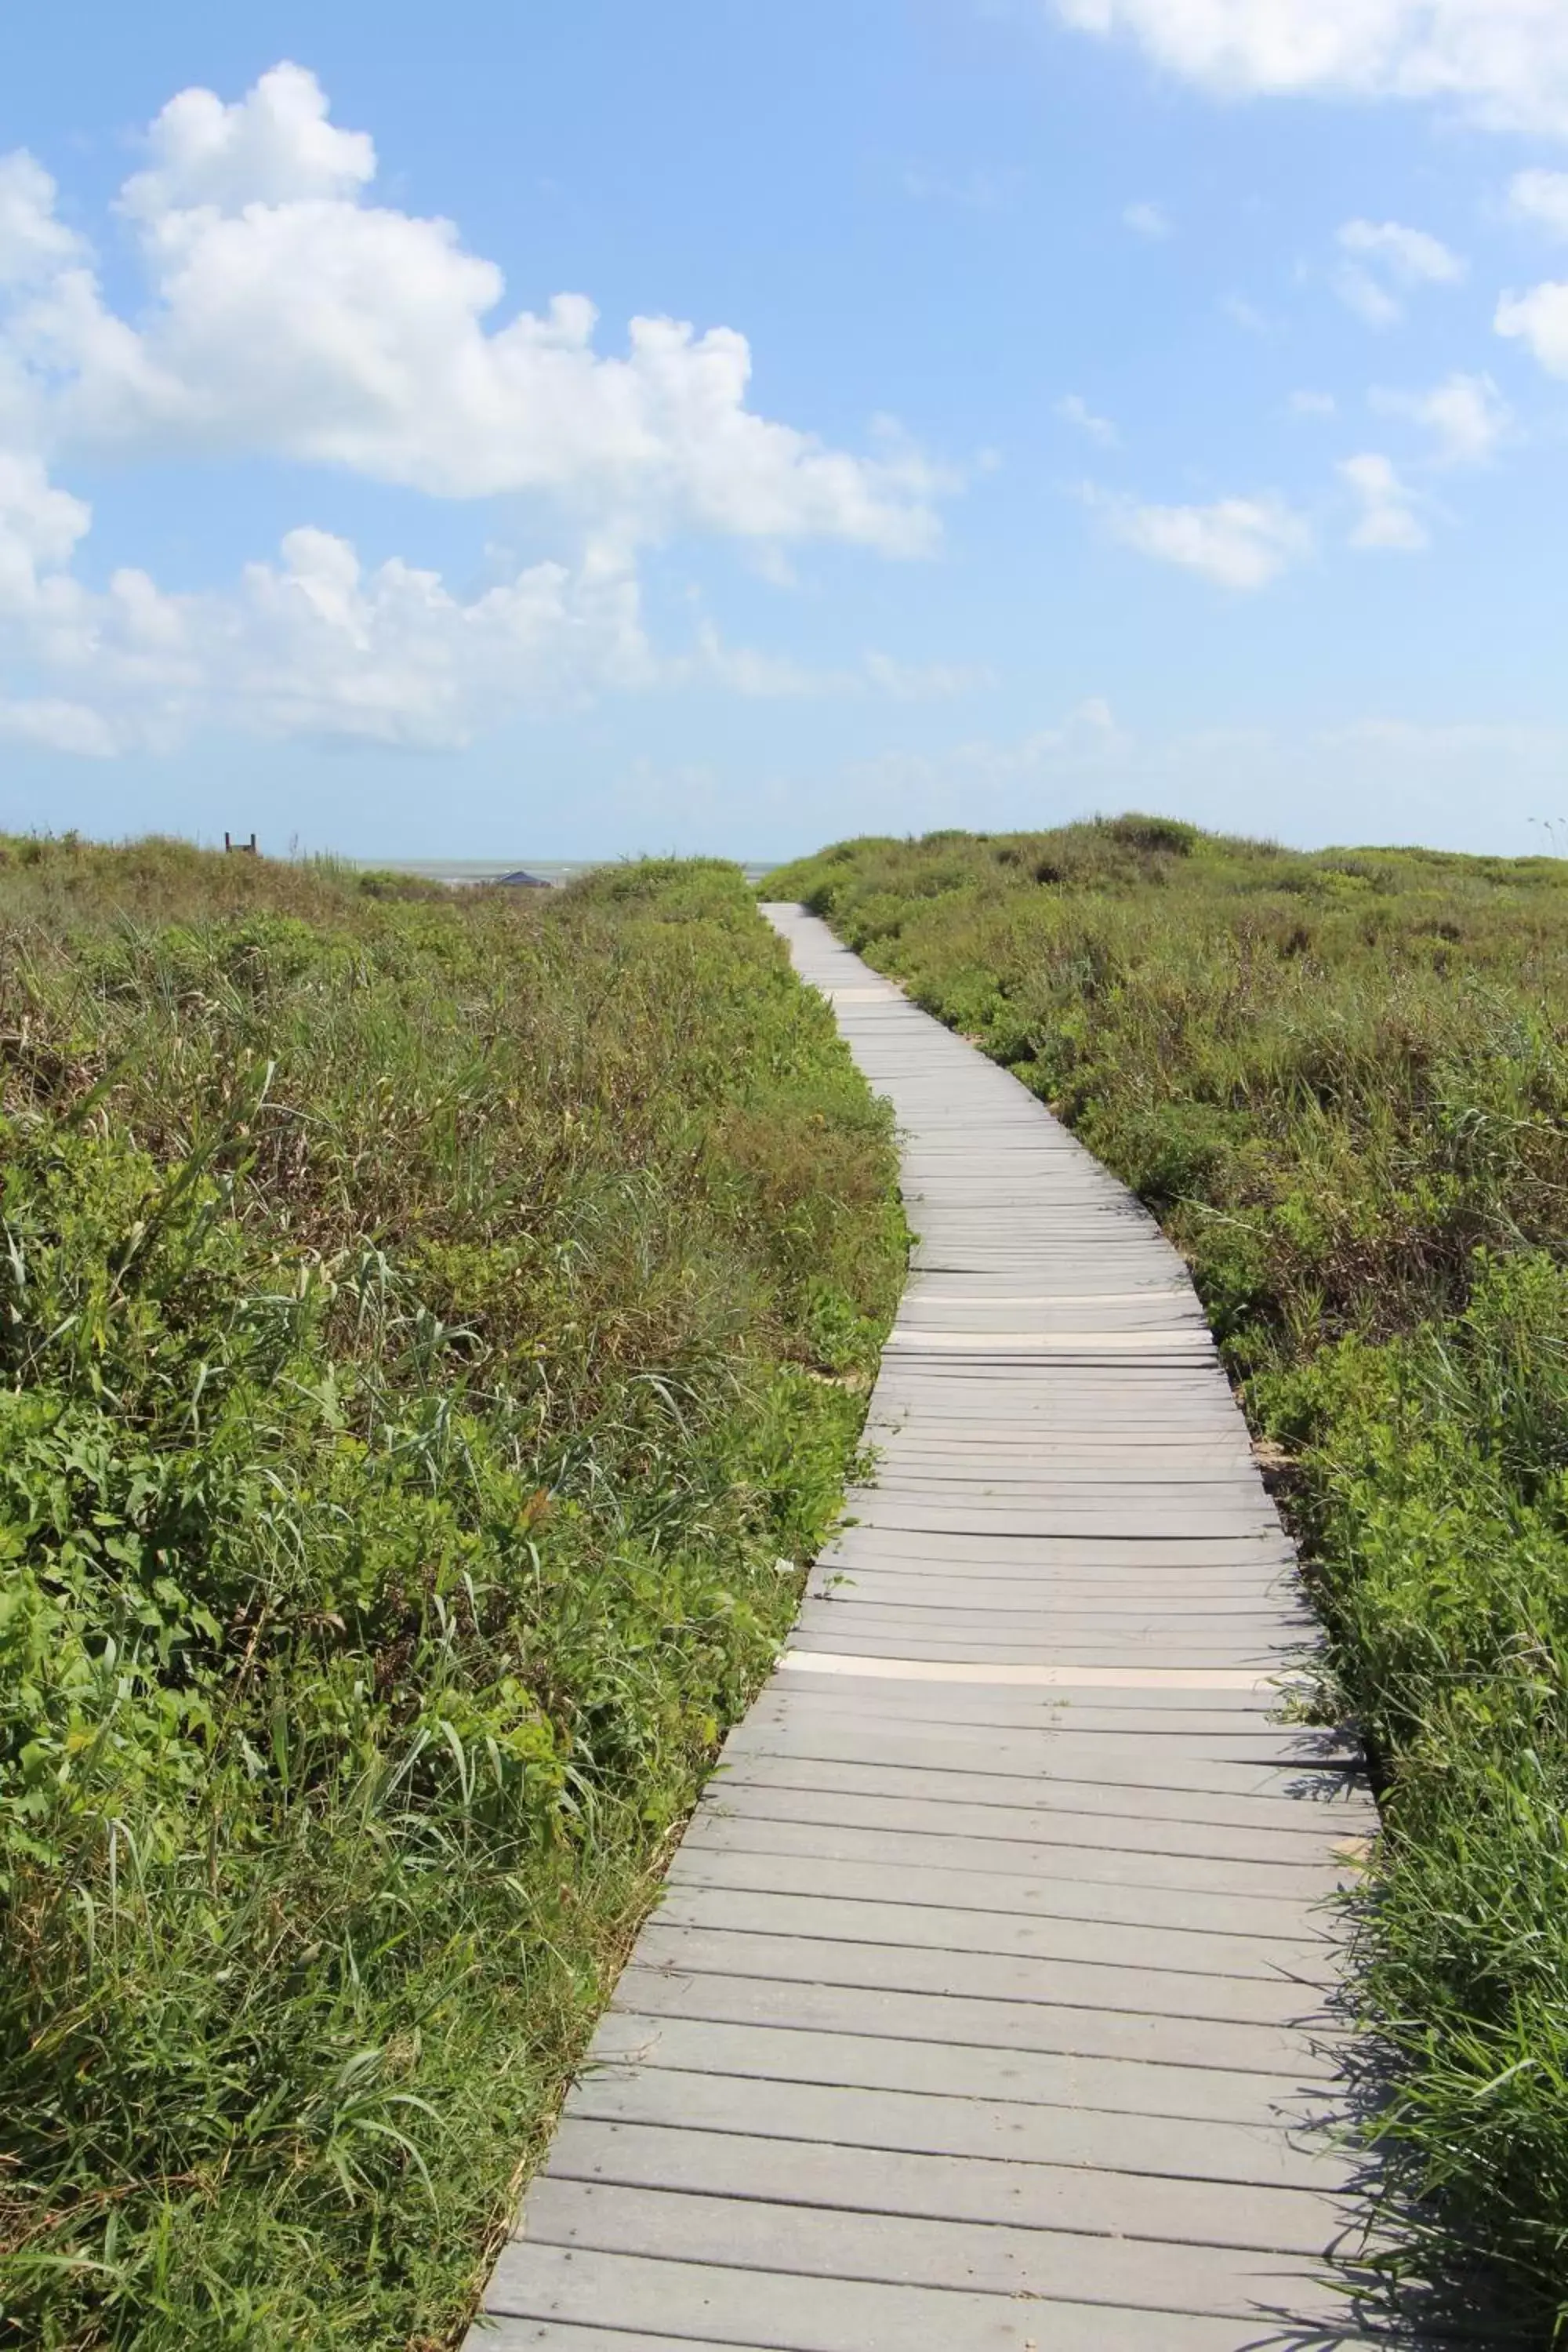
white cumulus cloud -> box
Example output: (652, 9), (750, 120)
(1102, 492), (1312, 588)
(224, 530), (656, 745)
(1048, 2), (1568, 139)
(2, 64), (944, 554)
(119, 59), (376, 217)
(0, 450), (91, 601)
(0, 153), (85, 286)
(0, 64), (956, 753)
(1340, 452), (1429, 549)
(0, 455), (659, 754)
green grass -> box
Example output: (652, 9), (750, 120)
(0, 837), (905, 2350)
(765, 816), (1568, 2333)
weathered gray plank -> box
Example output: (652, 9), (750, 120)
(700, 1778), (1373, 1853)
(797, 1599), (1307, 1632)
(684, 1802), (1357, 1887)
(588, 2010), (1338, 2131)
(652, 1881), (1345, 1984)
(733, 1700), (1354, 1759)
(472, 2242), (1376, 2350)
(462, 2323), (758, 2351)
(630, 1918), (1336, 2027)
(609, 1959), (1341, 2078)
(664, 1836), (1356, 1923)
(561, 2064), (1352, 2194)
(541, 2117), (1347, 2255)
(508, 2179), (1353, 2325)
(708, 1760), (1369, 1837)
(783, 1627), (1301, 1666)
(721, 1718), (1349, 1776)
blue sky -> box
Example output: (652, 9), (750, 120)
(2, 0), (1567, 858)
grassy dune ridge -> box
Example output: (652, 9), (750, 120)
(0, 839), (904, 2349)
(764, 817), (1568, 2328)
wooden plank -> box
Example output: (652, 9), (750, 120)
(721, 1718), (1348, 1774)
(508, 2179), (1352, 2325)
(470, 2242), (1363, 2350)
(710, 1754), (1373, 1834)
(630, 1918), (1335, 2029)
(663, 1839), (1357, 1924)
(735, 1693), (1353, 1745)
(588, 2011), (1338, 2130)
(609, 1959), (1341, 2078)
(783, 1627), (1301, 1666)
(460, 2322), (759, 2351)
(797, 1598), (1305, 1629)
(561, 2063), (1352, 2194)
(678, 1809), (1358, 1907)
(653, 1882), (1344, 1984)
(697, 1775), (1373, 1857)
(541, 2117), (1348, 2256)
(811, 1588), (1286, 1628)
(780, 1628), (1298, 1665)
(790, 1604), (1305, 1635)
(822, 1534), (1298, 1567)
(777, 1653), (1287, 1690)
(684, 1802), (1358, 1887)
(737, 1684), (1345, 1741)
(731, 1729), (1367, 1782)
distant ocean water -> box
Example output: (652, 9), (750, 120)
(358, 858), (773, 887)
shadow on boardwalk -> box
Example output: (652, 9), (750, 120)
(1247, 1753), (1541, 2352)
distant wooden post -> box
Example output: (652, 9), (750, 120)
(223, 833), (259, 855)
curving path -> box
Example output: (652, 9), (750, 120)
(464, 906), (1383, 2351)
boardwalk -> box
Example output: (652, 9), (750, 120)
(465, 906), (1382, 2350)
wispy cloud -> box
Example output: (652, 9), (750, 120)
(1096, 489), (1312, 590)
(1333, 218), (1465, 328)
(1334, 268), (1403, 329)
(903, 165), (1021, 210)
(1340, 453), (1428, 551)
(862, 652), (998, 699)
(1123, 200), (1171, 241)
(1510, 170), (1568, 241)
(1055, 394), (1120, 447)
(1370, 373), (1510, 466)
(1220, 293), (1272, 337)
(691, 625), (992, 701)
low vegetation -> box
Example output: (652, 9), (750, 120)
(765, 816), (1568, 2331)
(0, 837), (903, 2350)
